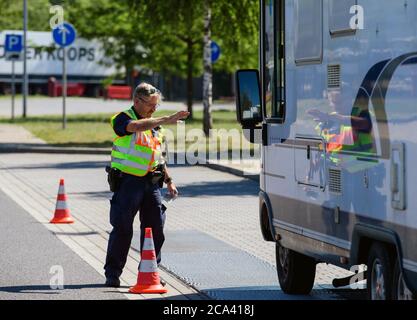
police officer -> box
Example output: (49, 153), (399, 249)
(104, 82), (189, 287)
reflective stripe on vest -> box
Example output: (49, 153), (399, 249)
(320, 124), (375, 154)
(110, 107), (162, 177)
(323, 124), (377, 172)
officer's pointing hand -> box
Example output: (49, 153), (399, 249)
(166, 111), (190, 124)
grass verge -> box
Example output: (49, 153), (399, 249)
(0, 110), (255, 152)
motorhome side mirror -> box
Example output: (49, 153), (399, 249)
(235, 69), (263, 128)
(242, 127), (262, 145)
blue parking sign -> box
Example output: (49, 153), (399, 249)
(5, 34), (23, 53)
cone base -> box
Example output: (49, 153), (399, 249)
(50, 216), (74, 224)
(129, 284), (168, 294)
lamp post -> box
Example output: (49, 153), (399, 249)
(23, 0), (28, 118)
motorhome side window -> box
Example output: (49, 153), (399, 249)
(264, 0), (285, 119)
(294, 0), (323, 64)
(329, 0), (357, 36)
(264, 0), (275, 118)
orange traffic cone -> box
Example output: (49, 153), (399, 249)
(50, 178), (74, 224)
(129, 228), (167, 294)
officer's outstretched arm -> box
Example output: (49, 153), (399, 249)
(126, 111), (189, 133)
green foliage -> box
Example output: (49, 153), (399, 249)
(214, 1), (259, 71)
(0, 0), (259, 81)
(130, 0), (259, 76)
(126, 0), (204, 77)
(0, 0), (54, 31)
(64, 0), (146, 77)
(0, 110), (245, 149)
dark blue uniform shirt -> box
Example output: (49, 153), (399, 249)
(113, 107), (158, 137)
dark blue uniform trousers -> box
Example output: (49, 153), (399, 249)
(104, 173), (166, 279)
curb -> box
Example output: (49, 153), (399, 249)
(0, 144), (110, 155)
(0, 144), (259, 181)
(199, 162), (259, 182)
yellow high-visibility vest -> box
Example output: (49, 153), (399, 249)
(110, 107), (163, 177)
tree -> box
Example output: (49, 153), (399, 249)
(63, 0), (258, 125)
(211, 1), (259, 73)
(129, 0), (205, 119)
(130, 0), (258, 120)
(202, 0), (213, 136)
(0, 0), (259, 125)
(0, 0), (53, 31)
(65, 0), (147, 89)
(203, 0), (258, 135)
(131, 0), (258, 129)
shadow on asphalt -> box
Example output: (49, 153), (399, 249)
(0, 285), (208, 300)
(52, 231), (100, 236)
(145, 293), (209, 300)
(0, 160), (110, 170)
(0, 156), (258, 197)
(202, 286), (318, 300)
(68, 180), (258, 198)
(0, 284), (112, 294)
(176, 180), (258, 197)
(0, 161), (192, 171)
(201, 286), (367, 300)
(68, 191), (112, 198)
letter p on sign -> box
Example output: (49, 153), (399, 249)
(5, 35), (22, 52)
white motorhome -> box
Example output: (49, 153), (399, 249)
(235, 0), (417, 300)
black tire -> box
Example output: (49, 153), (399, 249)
(392, 259), (416, 300)
(275, 242), (316, 294)
(366, 242), (394, 300)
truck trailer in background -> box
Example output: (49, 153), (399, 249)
(0, 30), (121, 97)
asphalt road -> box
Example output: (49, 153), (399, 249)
(0, 188), (125, 300)
(0, 152), (368, 300)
